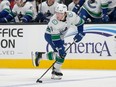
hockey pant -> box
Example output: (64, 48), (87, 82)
(44, 33), (66, 70)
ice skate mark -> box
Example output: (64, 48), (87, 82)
(2, 76), (116, 87)
(0, 83), (37, 87)
(41, 75), (116, 84)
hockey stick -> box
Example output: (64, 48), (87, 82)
(35, 0), (39, 13)
(36, 41), (75, 83)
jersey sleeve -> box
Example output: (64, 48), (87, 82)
(75, 15), (84, 26)
(68, 12), (84, 26)
(100, 0), (109, 15)
(67, 11), (84, 34)
(101, 0), (108, 9)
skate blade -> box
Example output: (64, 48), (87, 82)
(31, 52), (38, 67)
(51, 74), (62, 80)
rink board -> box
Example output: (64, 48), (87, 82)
(0, 24), (116, 69)
(0, 59), (116, 69)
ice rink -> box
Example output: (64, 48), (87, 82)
(0, 69), (116, 87)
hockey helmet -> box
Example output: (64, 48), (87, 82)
(55, 4), (67, 13)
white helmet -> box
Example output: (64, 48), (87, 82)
(55, 4), (67, 13)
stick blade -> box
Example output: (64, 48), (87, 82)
(36, 79), (43, 83)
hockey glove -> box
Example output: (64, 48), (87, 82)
(45, 10), (52, 17)
(53, 40), (66, 59)
(102, 14), (109, 22)
(35, 12), (49, 22)
(73, 32), (85, 42)
(18, 12), (23, 21)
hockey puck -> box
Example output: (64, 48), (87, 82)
(36, 79), (43, 83)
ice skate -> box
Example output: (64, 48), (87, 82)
(32, 52), (44, 67)
(51, 67), (63, 80)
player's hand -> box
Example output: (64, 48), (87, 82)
(73, 32), (85, 42)
(102, 14), (109, 22)
(35, 12), (48, 22)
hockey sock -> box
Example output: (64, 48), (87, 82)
(41, 51), (57, 60)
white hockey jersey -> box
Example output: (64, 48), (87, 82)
(82, 0), (108, 18)
(0, 0), (10, 12)
(83, 0), (116, 18)
(12, 2), (34, 22)
(38, 1), (59, 19)
(46, 11), (84, 39)
(68, 2), (75, 11)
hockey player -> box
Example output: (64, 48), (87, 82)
(12, 0), (35, 22)
(32, 4), (85, 79)
(35, 0), (59, 23)
(0, 0), (16, 23)
(79, 0), (108, 22)
(72, 0), (114, 23)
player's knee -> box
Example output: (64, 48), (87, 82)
(56, 56), (65, 64)
(59, 52), (67, 59)
(47, 51), (56, 60)
(58, 47), (66, 59)
(56, 52), (66, 64)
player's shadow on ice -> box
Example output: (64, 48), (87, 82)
(2, 76), (116, 87)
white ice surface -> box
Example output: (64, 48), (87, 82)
(0, 69), (116, 87)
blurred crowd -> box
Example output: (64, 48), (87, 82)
(0, 0), (116, 23)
